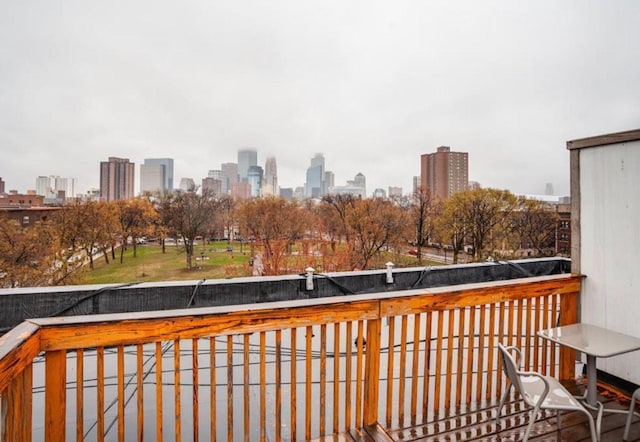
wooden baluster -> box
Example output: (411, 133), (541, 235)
(275, 330), (282, 442)
(260, 332), (266, 442)
(516, 299), (524, 353)
(507, 301), (515, 349)
(155, 342), (163, 442)
(476, 305), (486, 403)
(533, 296), (542, 372)
(465, 306), (476, 405)
(422, 312), (432, 417)
(77, 349), (84, 442)
(192, 339), (199, 442)
(227, 335), (233, 442)
(209, 338), (217, 442)
(559, 291), (579, 381)
(4, 362), (33, 442)
(243, 334), (250, 442)
(345, 322), (353, 430)
(385, 316), (395, 426)
(97, 347), (105, 442)
(305, 326), (312, 439)
(45, 350), (67, 442)
(496, 302), (506, 399)
(117, 345), (125, 442)
(332, 323), (340, 434)
(541, 295), (549, 375)
(550, 295), (558, 378)
(137, 344), (144, 442)
(486, 303), (496, 401)
(456, 308), (465, 407)
(410, 313), (421, 422)
(398, 315), (407, 423)
(445, 310), (455, 409)
(363, 318), (381, 427)
(355, 321), (364, 427)
(434, 311), (444, 414)
(174, 340), (181, 442)
(290, 328), (297, 440)
(319, 324), (327, 436)
(524, 299), (533, 370)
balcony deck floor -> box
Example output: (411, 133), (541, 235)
(311, 382), (640, 442)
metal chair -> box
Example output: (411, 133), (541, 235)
(495, 343), (599, 441)
(624, 387), (640, 440)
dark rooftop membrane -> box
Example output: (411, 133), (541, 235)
(0, 257), (570, 331)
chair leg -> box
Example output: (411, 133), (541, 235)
(495, 384), (512, 433)
(577, 408), (599, 442)
(522, 407), (540, 442)
(624, 388), (640, 441)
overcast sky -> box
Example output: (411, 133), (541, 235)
(1, 1), (639, 197)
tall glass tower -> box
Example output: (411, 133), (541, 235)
(238, 149), (258, 183)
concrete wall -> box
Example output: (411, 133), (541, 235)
(569, 129), (640, 384)
(0, 258), (569, 331)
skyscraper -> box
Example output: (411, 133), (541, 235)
(140, 158), (174, 193)
(221, 163), (238, 195)
(0, 177), (4, 194)
(202, 177), (222, 196)
(179, 178), (196, 192)
(100, 157), (135, 201)
(324, 171), (335, 195)
(35, 175), (77, 198)
(36, 176), (51, 197)
(306, 153), (325, 198)
(238, 149), (257, 183)
(388, 186), (402, 198)
(420, 146), (468, 200)
(263, 156), (278, 197)
(247, 165), (263, 198)
(208, 170), (227, 194)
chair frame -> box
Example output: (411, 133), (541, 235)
(495, 343), (599, 441)
(624, 387), (640, 441)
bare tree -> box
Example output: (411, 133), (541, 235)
(166, 189), (217, 269)
(511, 197), (560, 257)
(346, 197), (408, 270)
(320, 194), (357, 244)
(410, 187), (439, 265)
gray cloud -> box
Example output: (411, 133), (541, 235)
(1, 0), (639, 197)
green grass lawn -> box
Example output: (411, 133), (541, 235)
(81, 241), (441, 285)
(83, 241), (252, 284)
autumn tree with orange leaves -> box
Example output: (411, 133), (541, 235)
(345, 197), (409, 270)
(236, 197), (311, 275)
(0, 213), (84, 287)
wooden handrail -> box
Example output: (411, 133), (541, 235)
(0, 273), (580, 441)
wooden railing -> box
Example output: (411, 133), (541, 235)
(0, 273), (580, 441)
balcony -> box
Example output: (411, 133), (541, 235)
(1, 270), (639, 441)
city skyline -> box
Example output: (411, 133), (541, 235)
(2, 2), (640, 197)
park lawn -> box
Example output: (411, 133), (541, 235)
(83, 242), (252, 284)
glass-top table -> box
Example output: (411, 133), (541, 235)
(538, 323), (640, 407)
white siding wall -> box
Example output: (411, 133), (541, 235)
(580, 140), (640, 383)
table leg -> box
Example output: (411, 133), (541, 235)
(586, 354), (597, 407)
